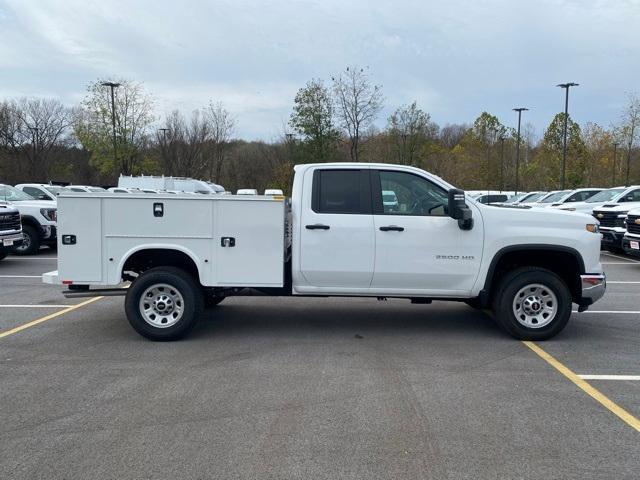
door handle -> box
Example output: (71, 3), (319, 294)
(306, 224), (330, 230)
(379, 225), (404, 232)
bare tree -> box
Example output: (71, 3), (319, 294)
(206, 101), (236, 182)
(0, 98), (71, 180)
(157, 110), (210, 177)
(620, 93), (640, 185)
(332, 66), (383, 161)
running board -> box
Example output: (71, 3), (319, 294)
(63, 288), (128, 298)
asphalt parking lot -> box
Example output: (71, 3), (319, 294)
(1, 250), (638, 479)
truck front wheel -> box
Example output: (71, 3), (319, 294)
(492, 267), (572, 340)
(12, 225), (40, 255)
(125, 267), (204, 341)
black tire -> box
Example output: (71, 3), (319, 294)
(125, 266), (204, 341)
(12, 225), (40, 255)
(491, 267), (572, 340)
(0, 249), (7, 261)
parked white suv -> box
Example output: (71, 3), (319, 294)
(542, 188), (603, 208)
(15, 183), (69, 201)
(0, 184), (57, 255)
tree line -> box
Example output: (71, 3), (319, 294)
(1, 67), (639, 194)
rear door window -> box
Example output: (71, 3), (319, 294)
(312, 169), (371, 214)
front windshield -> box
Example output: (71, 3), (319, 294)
(508, 193), (528, 203)
(538, 190), (570, 203)
(586, 188), (625, 203)
(0, 184), (36, 201)
(522, 192), (546, 203)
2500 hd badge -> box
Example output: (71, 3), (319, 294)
(436, 255), (475, 260)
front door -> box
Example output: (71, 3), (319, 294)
(370, 169), (483, 295)
(299, 168), (375, 288)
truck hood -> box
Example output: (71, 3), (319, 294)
(6, 200), (57, 209)
(592, 201), (640, 213)
(480, 203), (595, 228)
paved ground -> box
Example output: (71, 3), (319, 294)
(0, 250), (638, 479)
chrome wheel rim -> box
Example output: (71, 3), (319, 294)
(15, 232), (31, 252)
(138, 283), (184, 328)
(512, 283), (558, 329)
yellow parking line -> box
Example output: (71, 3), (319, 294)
(523, 341), (640, 432)
(0, 297), (102, 339)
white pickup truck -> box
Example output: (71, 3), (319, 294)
(44, 163), (606, 341)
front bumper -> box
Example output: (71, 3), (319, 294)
(577, 273), (606, 311)
(0, 232), (24, 249)
(622, 235), (640, 258)
(600, 228), (625, 250)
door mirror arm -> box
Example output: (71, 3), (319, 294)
(448, 188), (474, 231)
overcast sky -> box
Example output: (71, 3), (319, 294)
(1, 0), (638, 140)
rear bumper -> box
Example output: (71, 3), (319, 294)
(577, 273), (606, 311)
(622, 235), (640, 258)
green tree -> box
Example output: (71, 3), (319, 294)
(531, 113), (586, 189)
(74, 78), (155, 177)
(289, 79), (339, 162)
(387, 101), (438, 166)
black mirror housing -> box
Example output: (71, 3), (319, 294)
(448, 188), (473, 230)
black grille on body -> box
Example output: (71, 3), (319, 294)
(593, 210), (618, 228)
(627, 215), (640, 235)
(0, 212), (21, 231)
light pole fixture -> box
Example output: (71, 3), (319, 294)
(513, 107), (529, 195)
(101, 81), (121, 171)
(612, 142), (618, 186)
(499, 135), (505, 192)
(557, 82), (579, 189)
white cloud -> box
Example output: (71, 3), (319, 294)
(0, 0), (639, 139)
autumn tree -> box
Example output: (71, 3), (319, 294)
(332, 66), (383, 161)
(74, 78), (155, 177)
(289, 79), (340, 163)
(206, 101), (236, 182)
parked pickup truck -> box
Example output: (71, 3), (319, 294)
(43, 163), (606, 341)
(622, 208), (640, 257)
(0, 203), (23, 261)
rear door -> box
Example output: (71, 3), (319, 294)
(299, 168), (375, 288)
(370, 169), (483, 294)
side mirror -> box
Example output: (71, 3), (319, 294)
(448, 188), (473, 230)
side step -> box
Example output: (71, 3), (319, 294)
(63, 287), (128, 298)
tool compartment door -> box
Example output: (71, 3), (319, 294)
(214, 199), (285, 287)
(57, 196), (103, 282)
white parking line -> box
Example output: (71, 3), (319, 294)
(573, 310), (640, 314)
(578, 375), (640, 381)
(0, 304), (74, 308)
(602, 252), (640, 263)
(0, 275), (42, 278)
(602, 262), (639, 265)
(607, 281), (640, 284)
(3, 257), (56, 260)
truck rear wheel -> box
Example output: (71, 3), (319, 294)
(492, 267), (571, 340)
(12, 225), (40, 255)
(125, 267), (204, 341)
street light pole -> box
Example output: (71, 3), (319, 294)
(612, 142), (618, 186)
(101, 82), (121, 172)
(499, 135), (505, 192)
(557, 82), (579, 189)
(28, 126), (39, 165)
(513, 108), (528, 195)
